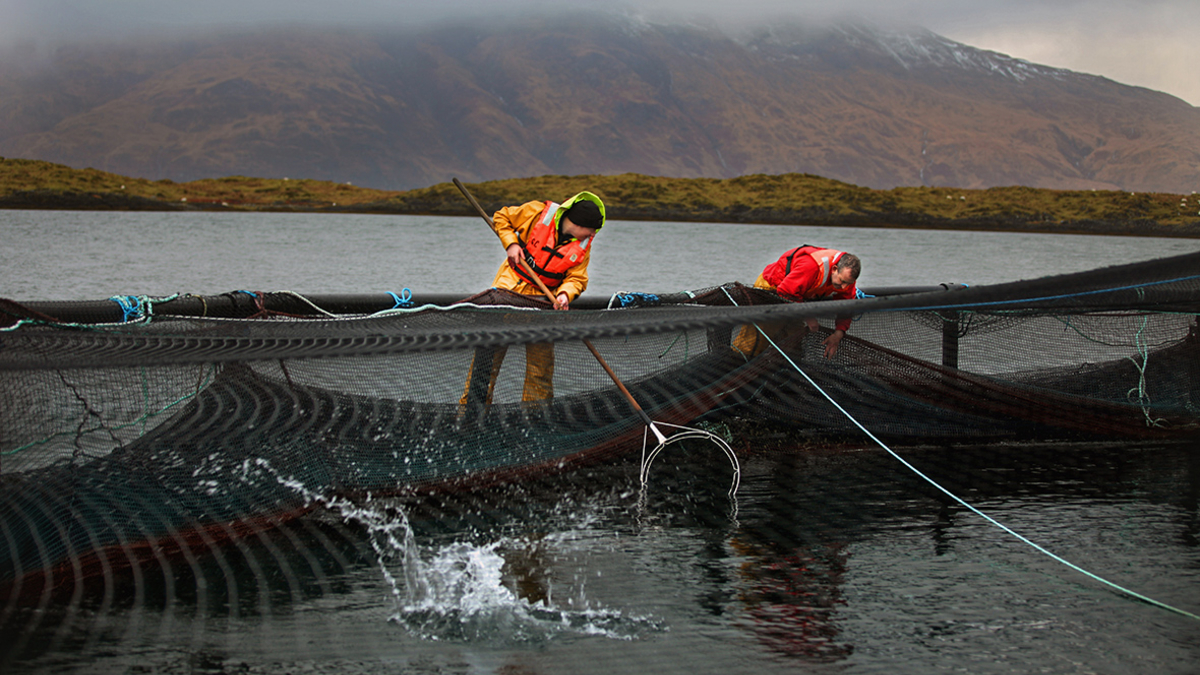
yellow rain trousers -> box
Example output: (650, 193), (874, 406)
(459, 342), (555, 405)
(731, 274), (811, 358)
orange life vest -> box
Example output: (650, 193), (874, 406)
(514, 201), (593, 289)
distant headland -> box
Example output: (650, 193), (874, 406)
(2, 158), (1197, 238)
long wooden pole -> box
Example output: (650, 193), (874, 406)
(452, 177), (666, 443)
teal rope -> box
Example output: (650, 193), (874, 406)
(884, 271), (1200, 314)
(110, 293), (183, 323)
(1126, 315), (1167, 428)
(658, 331), (689, 361)
(1050, 311), (1185, 350)
(750, 323), (1200, 621)
(2, 294), (182, 331)
(1050, 312), (1175, 426)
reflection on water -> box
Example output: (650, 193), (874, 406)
(728, 536), (851, 660)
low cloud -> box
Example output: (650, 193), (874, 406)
(3, 0), (1195, 105)
(934, 2), (1200, 105)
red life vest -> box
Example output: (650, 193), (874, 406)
(514, 201), (593, 289)
(776, 245), (845, 298)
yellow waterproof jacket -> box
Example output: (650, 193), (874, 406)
(490, 193), (603, 301)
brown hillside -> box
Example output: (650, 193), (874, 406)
(1, 14), (1198, 193)
(5, 158), (1197, 238)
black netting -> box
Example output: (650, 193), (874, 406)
(1, 251), (1198, 599)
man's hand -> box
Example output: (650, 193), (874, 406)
(554, 293), (570, 311)
(822, 329), (845, 359)
(506, 244), (524, 270)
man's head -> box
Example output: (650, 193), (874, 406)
(563, 199), (602, 230)
(557, 191), (606, 240)
(832, 253), (861, 289)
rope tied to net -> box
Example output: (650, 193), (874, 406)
(106, 293), (184, 324)
(657, 331), (690, 361)
(726, 295), (1200, 621)
(1048, 313), (1172, 428)
(109, 295), (150, 323)
(1126, 315), (1168, 428)
(232, 290), (319, 320)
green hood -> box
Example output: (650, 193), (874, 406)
(554, 191), (606, 231)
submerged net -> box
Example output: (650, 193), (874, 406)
(1, 251), (1198, 600)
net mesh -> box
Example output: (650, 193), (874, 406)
(1, 251), (1198, 599)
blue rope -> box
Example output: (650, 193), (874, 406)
(109, 295), (147, 323)
(6, 293), (171, 330)
(610, 291), (661, 308)
(387, 288), (414, 309)
(852, 288), (876, 321)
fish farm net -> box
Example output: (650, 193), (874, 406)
(1, 250), (1198, 604)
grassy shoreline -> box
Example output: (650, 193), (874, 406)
(3, 157), (1198, 238)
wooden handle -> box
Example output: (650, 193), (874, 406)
(453, 177), (493, 225)
(518, 259), (560, 305)
(454, 177), (560, 304)
(583, 339), (654, 420)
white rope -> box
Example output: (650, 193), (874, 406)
(273, 290), (340, 317)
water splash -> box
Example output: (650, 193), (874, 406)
(391, 537), (654, 642)
(250, 458), (662, 643)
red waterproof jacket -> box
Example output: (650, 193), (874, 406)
(760, 246), (857, 332)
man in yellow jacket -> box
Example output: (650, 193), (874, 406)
(462, 191), (606, 406)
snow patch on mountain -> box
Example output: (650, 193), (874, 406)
(741, 21), (1076, 84)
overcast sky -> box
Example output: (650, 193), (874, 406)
(3, 0), (1197, 106)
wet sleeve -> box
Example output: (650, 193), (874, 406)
(491, 202), (541, 250)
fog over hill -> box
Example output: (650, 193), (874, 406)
(1, 11), (1198, 192)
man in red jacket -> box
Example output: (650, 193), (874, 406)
(734, 245), (862, 359)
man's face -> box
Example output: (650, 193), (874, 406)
(560, 216), (598, 241)
(831, 266), (856, 290)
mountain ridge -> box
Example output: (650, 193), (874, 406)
(1, 12), (1197, 193)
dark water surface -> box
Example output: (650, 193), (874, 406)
(3, 442), (1198, 674)
(2, 211), (1199, 673)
